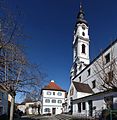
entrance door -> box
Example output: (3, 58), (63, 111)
(52, 108), (56, 115)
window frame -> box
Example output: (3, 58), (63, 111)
(52, 99), (56, 103)
(45, 99), (50, 103)
(53, 92), (55, 95)
(82, 44), (86, 54)
(87, 69), (91, 76)
(57, 92), (62, 96)
(58, 100), (62, 103)
(82, 32), (85, 36)
(105, 53), (110, 64)
(92, 80), (96, 89)
(44, 108), (50, 112)
(47, 91), (51, 95)
(79, 76), (81, 82)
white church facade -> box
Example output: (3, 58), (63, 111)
(66, 4), (117, 116)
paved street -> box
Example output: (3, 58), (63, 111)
(15, 114), (74, 120)
(15, 114), (96, 120)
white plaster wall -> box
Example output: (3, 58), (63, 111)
(73, 42), (117, 94)
(17, 105), (26, 113)
(93, 99), (106, 110)
(81, 42), (117, 93)
(25, 101), (41, 115)
(73, 104), (78, 115)
(66, 82), (75, 112)
(42, 90), (65, 115)
(77, 24), (89, 39)
(77, 92), (92, 99)
(42, 90), (65, 99)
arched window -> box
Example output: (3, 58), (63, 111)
(57, 92), (62, 96)
(82, 44), (86, 54)
(82, 32), (85, 36)
(52, 99), (56, 103)
(58, 100), (62, 103)
(45, 99), (50, 103)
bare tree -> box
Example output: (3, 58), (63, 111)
(94, 44), (117, 91)
(0, 1), (46, 120)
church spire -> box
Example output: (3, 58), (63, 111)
(70, 1), (90, 79)
(77, 2), (88, 26)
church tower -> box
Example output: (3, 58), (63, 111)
(70, 3), (90, 79)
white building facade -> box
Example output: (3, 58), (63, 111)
(67, 3), (117, 117)
(17, 101), (41, 115)
(41, 80), (66, 115)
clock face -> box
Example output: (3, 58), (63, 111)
(82, 25), (85, 30)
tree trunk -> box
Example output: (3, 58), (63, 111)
(9, 95), (15, 120)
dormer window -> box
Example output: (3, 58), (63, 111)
(92, 80), (96, 88)
(87, 69), (91, 76)
(79, 76), (81, 82)
(105, 53), (110, 64)
(82, 44), (86, 54)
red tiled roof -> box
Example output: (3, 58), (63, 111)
(73, 81), (94, 93)
(42, 80), (66, 92)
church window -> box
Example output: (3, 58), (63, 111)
(82, 44), (86, 54)
(87, 69), (91, 76)
(82, 32), (85, 36)
(92, 80), (96, 88)
(105, 53), (110, 64)
(79, 76), (81, 82)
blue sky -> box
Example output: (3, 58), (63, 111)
(9, 0), (117, 102)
